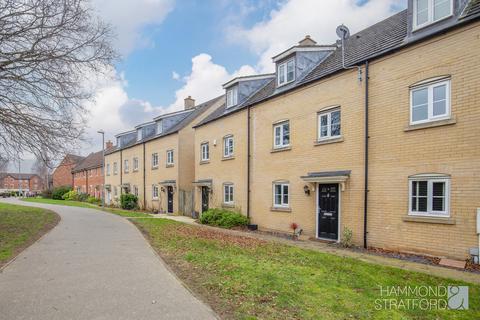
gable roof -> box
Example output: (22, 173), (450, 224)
(72, 151), (103, 172)
(0, 172), (40, 180)
(193, 6), (480, 127)
(106, 95), (224, 154)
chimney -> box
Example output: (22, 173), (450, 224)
(184, 96), (195, 110)
(298, 35), (317, 46)
(105, 140), (113, 149)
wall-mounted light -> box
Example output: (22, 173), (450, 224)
(303, 185), (310, 195)
(160, 187), (165, 193)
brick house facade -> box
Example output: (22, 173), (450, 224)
(52, 154), (84, 188)
(0, 173), (44, 193)
(72, 151), (104, 198)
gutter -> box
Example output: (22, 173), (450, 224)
(363, 61), (370, 249)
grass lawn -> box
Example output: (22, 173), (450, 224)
(133, 218), (480, 320)
(22, 197), (151, 218)
(0, 202), (59, 268)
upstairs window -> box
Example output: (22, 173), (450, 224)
(201, 142), (209, 161)
(277, 58), (295, 86)
(223, 135), (234, 158)
(166, 150), (174, 166)
(113, 162), (118, 175)
(226, 86), (238, 108)
(124, 159), (129, 173)
(318, 108), (341, 140)
(157, 121), (163, 135)
(410, 79), (450, 124)
(152, 153), (159, 168)
(133, 157), (139, 171)
(137, 129), (142, 141)
(409, 174), (450, 217)
(273, 121), (290, 149)
(414, 0), (452, 29)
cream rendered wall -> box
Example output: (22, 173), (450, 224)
(120, 144), (145, 208)
(104, 151), (121, 206)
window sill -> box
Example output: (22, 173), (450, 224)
(222, 203), (235, 208)
(270, 206), (291, 212)
(271, 146), (291, 153)
(314, 136), (344, 146)
(152, 198), (159, 202)
(404, 117), (456, 132)
(402, 215), (455, 225)
(199, 160), (210, 165)
(166, 164), (174, 168)
(222, 156), (235, 161)
(133, 169), (139, 172)
(151, 166), (158, 170)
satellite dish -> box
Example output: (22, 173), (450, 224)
(336, 24), (350, 40)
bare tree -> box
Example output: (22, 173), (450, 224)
(0, 0), (116, 164)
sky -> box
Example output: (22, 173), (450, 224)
(12, 0), (408, 172)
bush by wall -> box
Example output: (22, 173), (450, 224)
(199, 208), (249, 229)
(87, 196), (100, 204)
(120, 194), (138, 210)
(41, 189), (53, 199)
(62, 190), (77, 200)
(52, 186), (72, 200)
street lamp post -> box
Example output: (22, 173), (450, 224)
(97, 130), (105, 208)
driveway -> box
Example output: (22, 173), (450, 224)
(0, 198), (217, 320)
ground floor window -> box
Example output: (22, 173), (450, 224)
(152, 185), (159, 199)
(133, 185), (138, 197)
(409, 175), (449, 216)
(273, 182), (289, 207)
(223, 184), (234, 204)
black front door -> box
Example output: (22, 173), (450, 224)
(318, 184), (339, 240)
(167, 186), (174, 213)
(201, 186), (209, 213)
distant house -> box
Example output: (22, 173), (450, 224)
(72, 151), (104, 199)
(52, 154), (84, 188)
(0, 173), (44, 194)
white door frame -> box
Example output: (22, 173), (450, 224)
(315, 182), (341, 243)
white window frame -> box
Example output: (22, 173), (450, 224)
(226, 86), (238, 108)
(133, 185), (138, 197)
(152, 153), (159, 168)
(223, 183), (234, 205)
(166, 150), (174, 166)
(413, 0), (453, 30)
(157, 121), (163, 134)
(317, 108), (341, 140)
(223, 135), (234, 158)
(408, 175), (450, 217)
(410, 79), (450, 125)
(273, 182), (289, 208)
(124, 159), (129, 173)
(113, 162), (118, 175)
(137, 129), (142, 141)
(133, 157), (139, 171)
(277, 58), (295, 86)
(152, 184), (159, 200)
(273, 121), (290, 149)
(201, 142), (209, 161)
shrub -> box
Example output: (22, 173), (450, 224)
(52, 186), (72, 200)
(76, 192), (89, 202)
(87, 196), (100, 204)
(200, 208), (249, 229)
(41, 189), (53, 199)
(62, 190), (77, 200)
(340, 227), (353, 248)
(120, 194), (138, 210)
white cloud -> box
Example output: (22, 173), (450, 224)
(92, 0), (174, 55)
(172, 71), (180, 80)
(230, 0), (405, 72)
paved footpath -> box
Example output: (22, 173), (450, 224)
(0, 198), (217, 320)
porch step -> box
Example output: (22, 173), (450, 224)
(438, 258), (466, 269)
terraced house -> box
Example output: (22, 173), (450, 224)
(104, 96), (223, 212)
(192, 0), (480, 260)
(72, 150), (104, 198)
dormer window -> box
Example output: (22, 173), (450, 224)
(414, 0), (452, 30)
(137, 129), (142, 141)
(226, 86), (238, 108)
(156, 120), (163, 135)
(277, 58), (295, 86)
